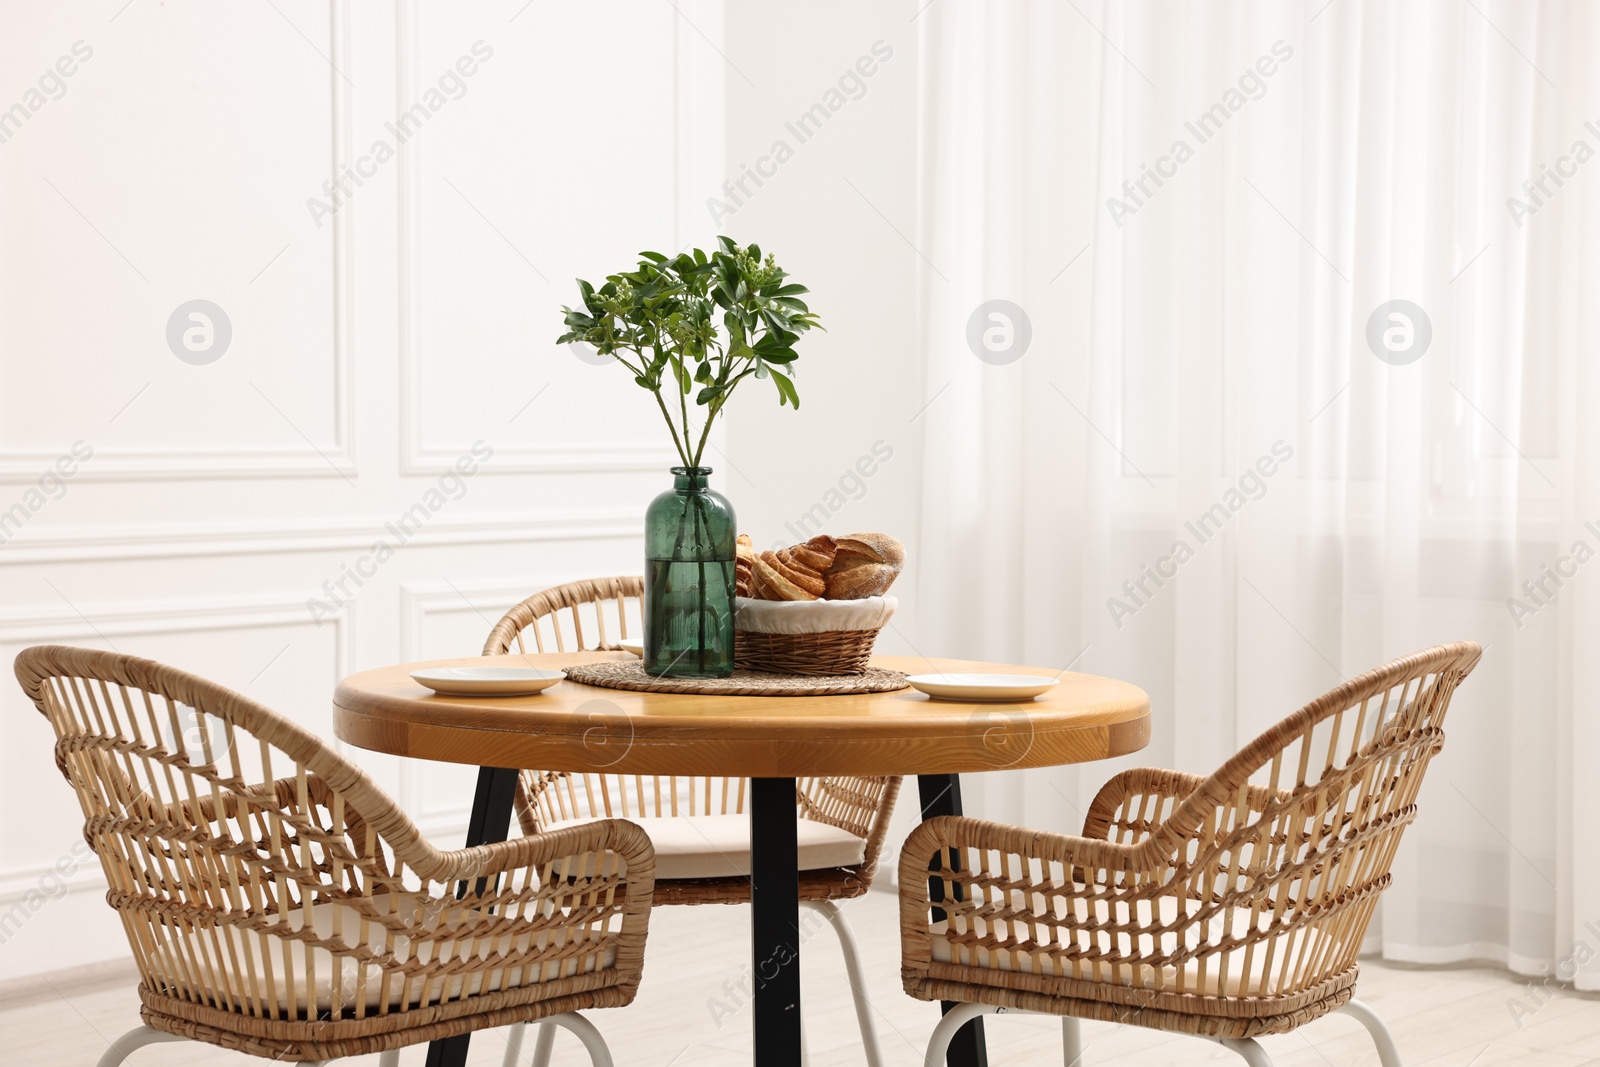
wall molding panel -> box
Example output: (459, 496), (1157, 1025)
(0, 593), (348, 658)
(0, 0), (355, 485)
(394, 0), (714, 477)
(0, 508), (640, 565)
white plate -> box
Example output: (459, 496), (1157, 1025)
(905, 673), (1061, 702)
(617, 637), (644, 656)
(410, 667), (564, 697)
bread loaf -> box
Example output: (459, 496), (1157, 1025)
(823, 532), (904, 599)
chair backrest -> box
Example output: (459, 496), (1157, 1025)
(518, 767), (894, 832)
(1088, 641), (1482, 999)
(14, 645), (650, 1027)
(483, 576), (643, 655)
(484, 579), (902, 881)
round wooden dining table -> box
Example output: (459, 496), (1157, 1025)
(334, 651), (1150, 1067)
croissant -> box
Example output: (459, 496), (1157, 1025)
(782, 535), (837, 575)
(734, 534), (756, 597)
(751, 553), (817, 600)
(823, 532), (904, 599)
(743, 536), (835, 601)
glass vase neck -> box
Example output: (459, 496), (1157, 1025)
(671, 466), (713, 491)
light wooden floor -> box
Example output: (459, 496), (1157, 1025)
(11, 889), (1600, 1066)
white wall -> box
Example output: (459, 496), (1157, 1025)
(0, 0), (725, 981)
(718, 0), (927, 873)
(719, 2), (922, 629)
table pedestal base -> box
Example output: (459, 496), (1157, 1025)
(419, 768), (989, 1067)
(750, 777), (802, 1066)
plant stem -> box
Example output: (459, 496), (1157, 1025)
(652, 389), (691, 467)
(690, 404), (717, 467)
(691, 497), (708, 672)
(609, 352), (646, 377)
(676, 356), (693, 466)
(689, 367), (756, 466)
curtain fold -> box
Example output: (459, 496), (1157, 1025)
(914, 0), (1600, 988)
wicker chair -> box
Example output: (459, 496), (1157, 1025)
(484, 577), (901, 1067)
(14, 645), (656, 1066)
(899, 642), (1482, 1067)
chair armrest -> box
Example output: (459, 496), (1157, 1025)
(430, 818), (656, 892)
(1082, 766), (1295, 854)
(899, 814), (1141, 894)
(899, 816), (1148, 983)
(169, 777), (653, 898)
(1082, 767), (1210, 842)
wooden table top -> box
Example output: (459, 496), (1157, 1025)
(332, 652), (1150, 777)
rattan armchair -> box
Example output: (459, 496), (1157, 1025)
(15, 645), (655, 1066)
(484, 576), (901, 1067)
(899, 642), (1482, 1067)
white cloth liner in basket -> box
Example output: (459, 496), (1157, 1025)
(733, 595), (897, 634)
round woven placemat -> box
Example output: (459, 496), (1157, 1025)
(563, 660), (909, 697)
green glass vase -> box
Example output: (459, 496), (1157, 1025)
(643, 466), (736, 678)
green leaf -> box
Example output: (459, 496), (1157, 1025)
(769, 367), (799, 408)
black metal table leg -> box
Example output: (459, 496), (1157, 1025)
(918, 774), (988, 1067)
(424, 766), (520, 1067)
(750, 776), (802, 1067)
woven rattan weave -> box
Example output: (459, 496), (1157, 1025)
(563, 659), (909, 696)
(899, 642), (1481, 1045)
(15, 645), (655, 1062)
(483, 577), (903, 907)
(734, 627), (883, 674)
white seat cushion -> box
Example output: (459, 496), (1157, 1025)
(542, 814), (867, 881)
(161, 895), (616, 1013)
(930, 892), (1332, 997)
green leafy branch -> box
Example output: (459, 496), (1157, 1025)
(556, 236), (822, 468)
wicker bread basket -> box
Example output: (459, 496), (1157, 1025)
(733, 596), (897, 675)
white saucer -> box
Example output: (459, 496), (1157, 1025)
(905, 673), (1061, 702)
(617, 637), (644, 656)
(410, 667), (564, 697)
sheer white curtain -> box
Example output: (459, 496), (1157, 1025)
(913, 0), (1600, 987)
